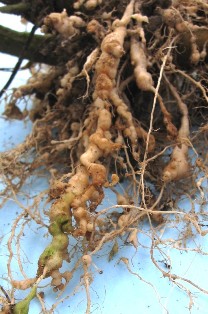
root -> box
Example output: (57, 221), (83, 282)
(76, 47), (100, 97)
(1, 0), (208, 313)
(162, 75), (190, 182)
(130, 27), (177, 139)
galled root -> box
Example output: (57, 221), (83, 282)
(1, 0), (208, 313)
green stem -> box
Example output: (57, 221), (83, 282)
(0, 25), (90, 65)
(0, 25), (58, 65)
(37, 191), (75, 277)
(0, 1), (20, 4)
(0, 3), (30, 15)
(13, 286), (37, 314)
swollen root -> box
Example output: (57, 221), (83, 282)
(1, 0), (208, 312)
(36, 0), (136, 286)
(130, 24), (177, 139)
(162, 76), (190, 182)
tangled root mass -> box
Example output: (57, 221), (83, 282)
(1, 0), (208, 313)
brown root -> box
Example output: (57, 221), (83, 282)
(1, 0), (208, 312)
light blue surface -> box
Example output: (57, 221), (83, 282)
(0, 11), (208, 314)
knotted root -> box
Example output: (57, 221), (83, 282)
(1, 0), (208, 313)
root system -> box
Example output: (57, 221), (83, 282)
(0, 0), (208, 313)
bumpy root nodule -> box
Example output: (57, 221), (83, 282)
(1, 0), (208, 313)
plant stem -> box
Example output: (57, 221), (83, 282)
(0, 25), (57, 64)
(0, 3), (29, 15)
